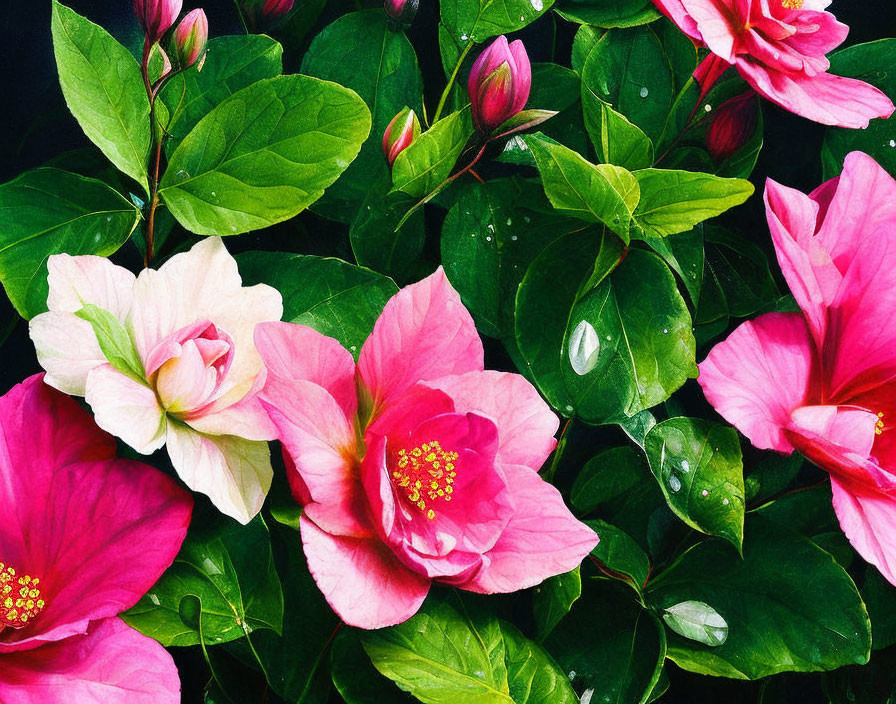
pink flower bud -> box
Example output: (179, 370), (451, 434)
(707, 91), (759, 162)
(468, 36), (531, 135)
(173, 9), (208, 69)
(133, 0), (183, 45)
(383, 107), (421, 167)
(384, 0), (419, 26)
(262, 0), (294, 21)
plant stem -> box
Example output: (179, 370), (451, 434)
(544, 417), (573, 484)
(140, 40), (168, 268)
(433, 40), (474, 125)
(232, 0), (251, 33)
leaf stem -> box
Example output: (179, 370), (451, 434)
(232, 0), (251, 33)
(140, 40), (171, 268)
(544, 417), (573, 483)
(433, 40), (474, 125)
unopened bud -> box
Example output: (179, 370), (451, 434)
(384, 0), (419, 27)
(383, 107), (420, 167)
(133, 0), (183, 45)
(468, 36), (531, 135)
(173, 9), (208, 69)
(262, 0), (294, 21)
(707, 91), (759, 162)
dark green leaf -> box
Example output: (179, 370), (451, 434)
(533, 568), (582, 641)
(587, 519), (651, 593)
(571, 445), (645, 514)
(583, 96), (655, 170)
(501, 621), (578, 704)
(644, 226), (704, 304)
(441, 0), (555, 44)
(824, 644), (896, 704)
(392, 108), (474, 198)
(332, 629), (417, 704)
(556, 0), (660, 27)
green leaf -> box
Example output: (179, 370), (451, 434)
(161, 35), (283, 150)
(632, 169), (755, 238)
(560, 248), (697, 423)
(530, 63), (582, 114)
(644, 226), (704, 304)
(236, 252), (397, 357)
(0, 167), (139, 319)
(582, 96), (654, 170)
(587, 519), (651, 594)
(863, 570), (896, 652)
(644, 417), (745, 551)
(361, 596), (514, 704)
(533, 568), (582, 641)
(824, 644), (896, 704)
(159, 74), (371, 235)
(647, 515), (871, 679)
(523, 133), (639, 241)
(571, 445), (646, 514)
(580, 26), (675, 143)
(822, 39), (896, 180)
(501, 621), (578, 704)
(74, 304), (145, 383)
(546, 582), (666, 704)
(392, 108), (474, 198)
(556, 0), (660, 27)
(122, 514), (284, 647)
(51, 1), (150, 193)
(332, 629), (417, 704)
(301, 11), (423, 221)
(441, 0), (555, 45)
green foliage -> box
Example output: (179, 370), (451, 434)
(74, 304), (145, 383)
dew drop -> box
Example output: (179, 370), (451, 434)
(669, 475), (682, 493)
(460, 33), (468, 41)
(569, 320), (600, 376)
(487, 223), (495, 233)
(520, 14), (525, 21)
(681, 459), (690, 473)
(485, 236), (492, 242)
(701, 489), (709, 497)
(704, 104), (712, 113)
(568, 670), (577, 682)
(506, 217), (513, 226)
(722, 497), (730, 505)
(580, 689), (594, 704)
(890, 139), (896, 147)
(511, 235), (518, 241)
(662, 328), (669, 334)
(531, 0), (544, 10)
(524, 215), (531, 223)
(639, 86), (649, 98)
(564, 405), (574, 413)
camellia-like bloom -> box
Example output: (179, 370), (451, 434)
(652, 0), (894, 128)
(133, 0), (183, 45)
(468, 35), (532, 134)
(29, 237), (283, 524)
(255, 269), (598, 629)
(699, 151), (896, 584)
(172, 8), (208, 69)
(0, 374), (192, 703)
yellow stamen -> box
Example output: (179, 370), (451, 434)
(392, 440), (459, 519)
(0, 561), (45, 630)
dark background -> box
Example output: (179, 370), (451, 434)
(2, 1), (895, 702)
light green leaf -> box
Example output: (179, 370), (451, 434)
(75, 304), (145, 384)
(392, 108), (474, 198)
(51, 1), (150, 192)
(160, 75), (371, 235)
(441, 0), (555, 45)
(583, 96), (654, 170)
(501, 621), (578, 704)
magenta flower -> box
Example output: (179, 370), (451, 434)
(706, 91), (759, 162)
(133, 0), (183, 45)
(28, 237), (283, 524)
(0, 374), (192, 702)
(699, 151), (896, 584)
(652, 0), (894, 128)
(383, 107), (420, 167)
(468, 35), (532, 134)
(384, 0), (419, 25)
(255, 269), (598, 629)
(172, 8), (208, 69)
(262, 0), (294, 21)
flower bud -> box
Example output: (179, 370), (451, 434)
(133, 0), (183, 45)
(384, 0), (419, 27)
(707, 91), (759, 162)
(383, 107), (421, 167)
(262, 0), (294, 21)
(159, 46), (173, 79)
(173, 9), (208, 69)
(468, 36), (531, 135)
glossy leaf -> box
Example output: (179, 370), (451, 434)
(441, 0), (555, 45)
(501, 621), (578, 704)
(533, 568), (582, 641)
(587, 519), (651, 594)
(571, 445), (646, 514)
(392, 108), (474, 198)
(332, 629), (417, 704)
(583, 96), (655, 170)
(556, 0), (660, 28)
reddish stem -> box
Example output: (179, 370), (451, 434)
(140, 37), (163, 267)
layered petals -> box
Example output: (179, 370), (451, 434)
(831, 480), (896, 586)
(84, 365), (166, 455)
(0, 618), (181, 704)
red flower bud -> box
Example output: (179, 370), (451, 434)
(468, 36), (531, 135)
(384, 0), (419, 26)
(707, 91), (759, 162)
(173, 9), (208, 69)
(133, 0), (183, 45)
(262, 0), (294, 21)
(383, 107), (421, 167)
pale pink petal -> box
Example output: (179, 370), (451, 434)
(424, 370), (559, 470)
(0, 619), (180, 704)
(737, 59), (894, 128)
(698, 313), (814, 453)
(84, 364), (166, 455)
(165, 420), (272, 525)
(358, 268), (483, 412)
(300, 516), (430, 629)
(184, 392), (277, 442)
(255, 322), (357, 420)
(29, 312), (107, 395)
(680, 0), (737, 61)
(155, 338), (218, 413)
(45, 254), (135, 321)
(831, 478), (896, 587)
(652, 0), (704, 42)
(789, 405), (878, 459)
(456, 465), (598, 593)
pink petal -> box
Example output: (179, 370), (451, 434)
(781, 10), (848, 58)
(45, 254), (135, 321)
(0, 618), (181, 704)
(165, 420), (272, 525)
(456, 465), (598, 593)
(831, 478), (896, 586)
(184, 391), (277, 442)
(698, 313), (814, 453)
(652, 0), (704, 42)
(789, 405), (878, 459)
(300, 516), (430, 629)
(508, 39), (531, 114)
(680, 0), (737, 62)
(84, 364), (166, 455)
(29, 312), (107, 396)
(358, 268), (483, 413)
(255, 321), (357, 420)
(736, 59), (895, 128)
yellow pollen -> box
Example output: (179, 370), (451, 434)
(781, 0), (803, 8)
(392, 440), (459, 520)
(876, 413), (886, 436)
(0, 561), (45, 630)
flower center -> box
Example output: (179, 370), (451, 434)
(391, 440), (459, 520)
(781, 0), (803, 8)
(876, 412), (885, 436)
(0, 561), (45, 630)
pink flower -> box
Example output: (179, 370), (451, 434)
(255, 269), (598, 629)
(652, 0), (894, 128)
(29, 237), (283, 524)
(698, 151), (896, 584)
(384, 0), (419, 25)
(172, 8), (208, 69)
(262, 0), (294, 21)
(383, 107), (421, 167)
(133, 0), (183, 45)
(0, 374), (192, 703)
(468, 36), (532, 134)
